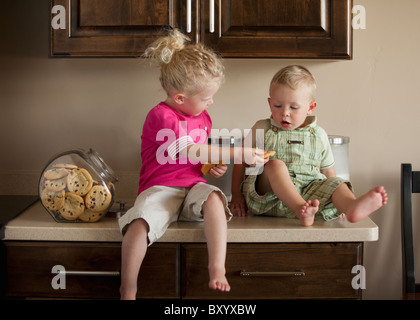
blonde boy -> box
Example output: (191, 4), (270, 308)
(230, 65), (387, 226)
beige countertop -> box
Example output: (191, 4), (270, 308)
(2, 201), (378, 243)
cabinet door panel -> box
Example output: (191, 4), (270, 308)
(80, 0), (170, 27)
(227, 0), (328, 34)
(203, 0), (352, 58)
(5, 242), (179, 299)
(182, 243), (362, 299)
(51, 0), (181, 56)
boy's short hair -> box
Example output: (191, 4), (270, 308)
(270, 65), (317, 100)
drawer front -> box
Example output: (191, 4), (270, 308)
(5, 242), (179, 299)
(182, 243), (362, 299)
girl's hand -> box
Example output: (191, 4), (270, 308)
(229, 192), (247, 216)
(209, 164), (228, 178)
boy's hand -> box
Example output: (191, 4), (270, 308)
(208, 164), (228, 178)
(229, 192), (247, 216)
(243, 148), (269, 167)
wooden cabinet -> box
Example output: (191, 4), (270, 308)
(51, 0), (182, 57)
(182, 243), (362, 299)
(3, 241), (362, 299)
(201, 0), (352, 59)
(4, 242), (179, 299)
(51, 0), (352, 59)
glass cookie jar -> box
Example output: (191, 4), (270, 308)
(39, 149), (118, 223)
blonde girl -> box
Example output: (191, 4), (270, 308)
(119, 29), (266, 299)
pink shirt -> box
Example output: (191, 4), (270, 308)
(137, 102), (211, 195)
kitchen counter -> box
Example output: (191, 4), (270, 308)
(0, 195), (38, 229)
(2, 201), (378, 243)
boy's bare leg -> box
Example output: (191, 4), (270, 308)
(202, 191), (230, 292)
(120, 218), (149, 300)
(332, 184), (388, 223)
(259, 159), (318, 226)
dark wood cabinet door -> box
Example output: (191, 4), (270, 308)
(182, 243), (362, 299)
(201, 0), (352, 59)
(51, 0), (352, 59)
(4, 242), (180, 299)
(51, 0), (182, 57)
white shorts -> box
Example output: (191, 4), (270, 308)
(118, 183), (232, 245)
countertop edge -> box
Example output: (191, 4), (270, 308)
(2, 202), (379, 243)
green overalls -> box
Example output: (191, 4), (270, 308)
(242, 116), (352, 221)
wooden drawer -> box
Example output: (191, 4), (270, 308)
(182, 243), (362, 299)
(4, 241), (179, 299)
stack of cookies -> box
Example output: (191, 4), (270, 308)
(40, 164), (114, 222)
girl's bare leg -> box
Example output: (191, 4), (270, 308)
(258, 159), (318, 226)
(202, 191), (230, 292)
(120, 218), (149, 300)
(332, 184), (388, 223)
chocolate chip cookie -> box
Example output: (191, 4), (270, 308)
(67, 168), (93, 196)
(59, 192), (85, 220)
(85, 185), (112, 212)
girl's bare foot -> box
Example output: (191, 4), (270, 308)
(299, 199), (319, 226)
(345, 186), (388, 222)
(209, 266), (230, 292)
(119, 286), (137, 300)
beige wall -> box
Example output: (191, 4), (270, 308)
(1, 0), (420, 299)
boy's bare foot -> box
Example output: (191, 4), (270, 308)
(345, 186), (388, 222)
(299, 199), (319, 226)
(209, 266), (230, 292)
